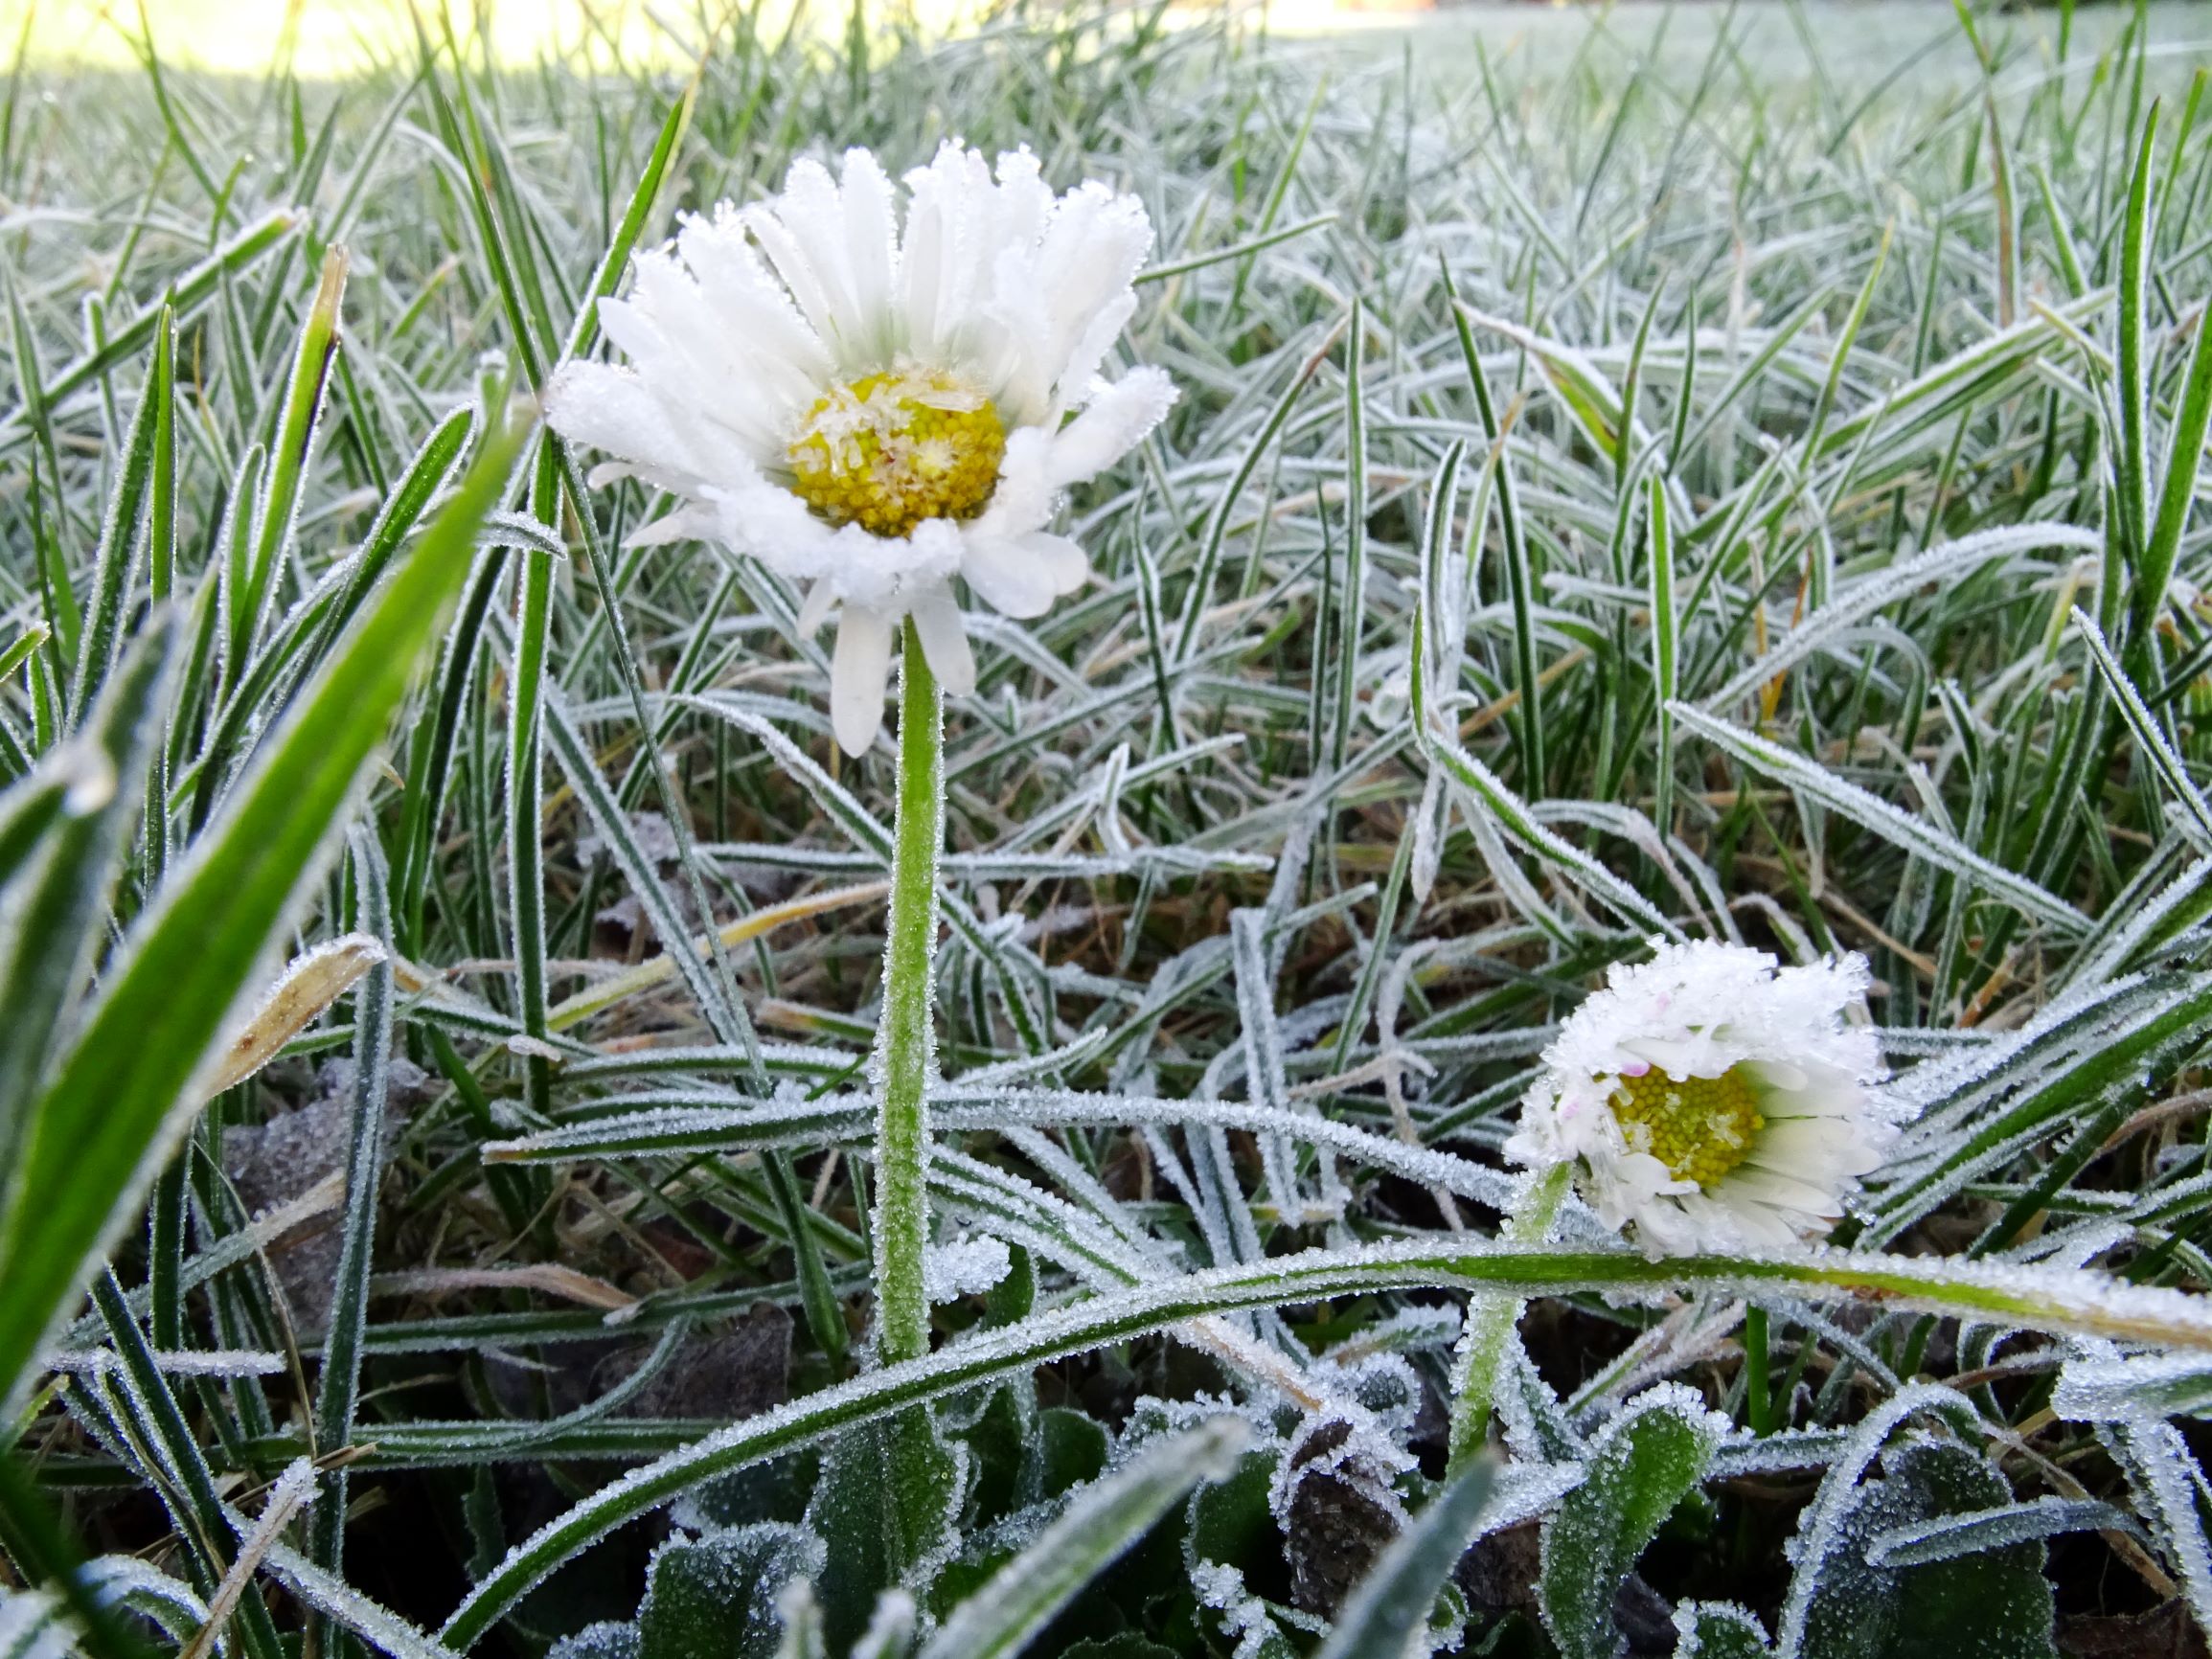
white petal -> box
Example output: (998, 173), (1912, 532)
(1713, 1167), (1840, 1214)
(960, 534), (1059, 619)
(742, 159), (847, 354)
(797, 580), (835, 636)
(831, 603), (896, 757)
(1016, 532), (1088, 598)
(625, 508), (715, 548)
(545, 361), (719, 488)
(1048, 367), (1177, 488)
(909, 585), (976, 696)
(1048, 289), (1137, 419)
(971, 426), (1058, 540)
(837, 148), (899, 359)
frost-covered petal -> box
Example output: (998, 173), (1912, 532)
(544, 361), (741, 489)
(1507, 940), (1896, 1257)
(1048, 365), (1177, 488)
(837, 148), (899, 355)
(741, 159), (854, 355)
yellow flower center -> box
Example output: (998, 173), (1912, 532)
(1609, 1064), (1766, 1190)
(785, 369), (1006, 538)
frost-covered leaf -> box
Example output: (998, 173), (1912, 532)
(2102, 1415), (2212, 1636)
(1782, 1442), (2057, 1659)
(1188, 1447), (1281, 1581)
(1029, 1407), (1109, 1504)
(918, 1417), (1246, 1659)
(804, 1410), (964, 1653)
(550, 1623), (641, 1659)
(1539, 1383), (1727, 1659)
(0, 1585), (80, 1659)
(1675, 1601), (1772, 1657)
(2054, 1352), (2212, 1422)
(635, 1523), (825, 1659)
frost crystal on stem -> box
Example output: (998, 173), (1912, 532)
(1505, 941), (1897, 1256)
(547, 144), (1177, 756)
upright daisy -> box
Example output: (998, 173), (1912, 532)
(547, 144), (1176, 755)
(1505, 942), (1894, 1256)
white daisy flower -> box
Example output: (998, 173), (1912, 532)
(1504, 941), (1895, 1257)
(544, 143), (1177, 756)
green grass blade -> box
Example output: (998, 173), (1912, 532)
(0, 411), (522, 1409)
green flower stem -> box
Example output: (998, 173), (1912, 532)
(1445, 1162), (1571, 1475)
(873, 618), (943, 1367)
(1744, 1305), (1773, 1434)
(439, 1234), (2212, 1650)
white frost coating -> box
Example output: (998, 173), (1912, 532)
(1231, 908), (1312, 1225)
(46, 1347), (287, 1377)
(923, 1234), (1013, 1303)
(1448, 775), (1571, 940)
(77, 1557), (211, 1641)
(1863, 1495), (2128, 1567)
(2063, 857), (2212, 992)
(1496, 1343), (1586, 1466)
(1674, 1600), (1772, 1657)
(1567, 1298), (1747, 1419)
(1320, 1304), (1464, 1362)
(938, 1086), (1534, 1219)
(996, 1126), (1168, 1262)
(1531, 797), (1725, 936)
(1709, 1428), (1853, 1478)
(2105, 1415), (2212, 1633)
(1881, 973), (2146, 1128)
(848, 1589), (916, 1659)
(1870, 975), (2201, 1239)
(1266, 1403), (1415, 1533)
(259, 1535), (459, 1659)
(2008, 1218), (2135, 1272)
(1189, 1561), (1294, 1659)
(770, 1579), (824, 1659)
(1470, 1459), (1589, 1541)
(0, 1585), (75, 1659)
(1506, 940), (1896, 1256)
(1409, 769), (1448, 902)
(2054, 1349), (2212, 1422)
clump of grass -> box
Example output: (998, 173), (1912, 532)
(2, 3), (2212, 1657)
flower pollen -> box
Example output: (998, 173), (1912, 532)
(786, 369), (1006, 538)
(1610, 1064), (1766, 1190)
